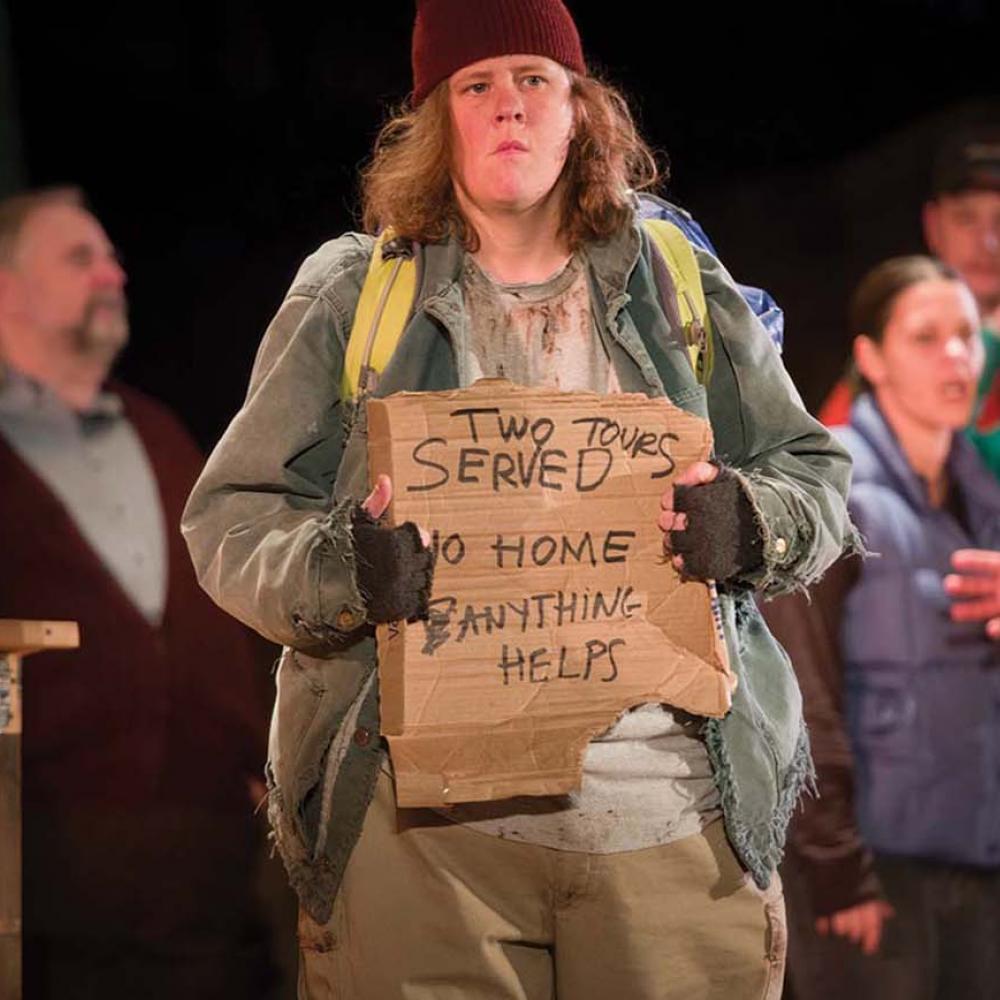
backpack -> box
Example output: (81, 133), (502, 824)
(342, 213), (713, 401)
(637, 195), (785, 352)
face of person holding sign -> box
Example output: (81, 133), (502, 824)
(447, 54), (576, 280)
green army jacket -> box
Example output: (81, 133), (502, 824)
(182, 216), (856, 923)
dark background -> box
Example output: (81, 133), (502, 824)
(4, 0), (999, 448)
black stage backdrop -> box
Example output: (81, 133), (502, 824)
(6, 1), (999, 447)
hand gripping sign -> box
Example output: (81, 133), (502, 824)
(367, 379), (733, 807)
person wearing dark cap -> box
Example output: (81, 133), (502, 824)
(928, 130), (1000, 656)
(181, 1), (855, 996)
(820, 126), (1000, 477)
(924, 127), (1000, 477)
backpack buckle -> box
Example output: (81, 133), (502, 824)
(382, 236), (415, 261)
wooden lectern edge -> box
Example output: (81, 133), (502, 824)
(0, 620), (80, 655)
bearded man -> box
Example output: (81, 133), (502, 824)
(0, 187), (276, 999)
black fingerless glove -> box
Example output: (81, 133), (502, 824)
(351, 507), (435, 624)
(670, 466), (764, 583)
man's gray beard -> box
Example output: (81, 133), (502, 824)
(68, 293), (130, 367)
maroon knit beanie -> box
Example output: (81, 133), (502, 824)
(411, 0), (586, 106)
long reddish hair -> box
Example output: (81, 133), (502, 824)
(360, 72), (661, 251)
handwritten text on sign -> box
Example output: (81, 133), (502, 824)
(367, 380), (733, 807)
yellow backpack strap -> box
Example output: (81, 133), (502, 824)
(641, 218), (714, 385)
(341, 230), (419, 399)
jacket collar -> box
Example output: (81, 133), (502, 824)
(0, 364), (123, 425)
(582, 213), (644, 310)
(849, 394), (924, 506)
(414, 210), (644, 318)
(850, 392), (1000, 524)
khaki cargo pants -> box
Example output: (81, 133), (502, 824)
(298, 770), (785, 999)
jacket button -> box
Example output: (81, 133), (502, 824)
(335, 607), (362, 631)
(353, 727), (372, 748)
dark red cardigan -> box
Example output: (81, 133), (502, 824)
(0, 383), (270, 810)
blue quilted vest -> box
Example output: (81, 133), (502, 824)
(838, 395), (1000, 868)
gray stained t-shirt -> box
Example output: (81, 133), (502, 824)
(438, 255), (722, 853)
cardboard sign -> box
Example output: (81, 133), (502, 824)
(367, 379), (733, 807)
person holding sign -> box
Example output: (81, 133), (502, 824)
(182, 1), (856, 996)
